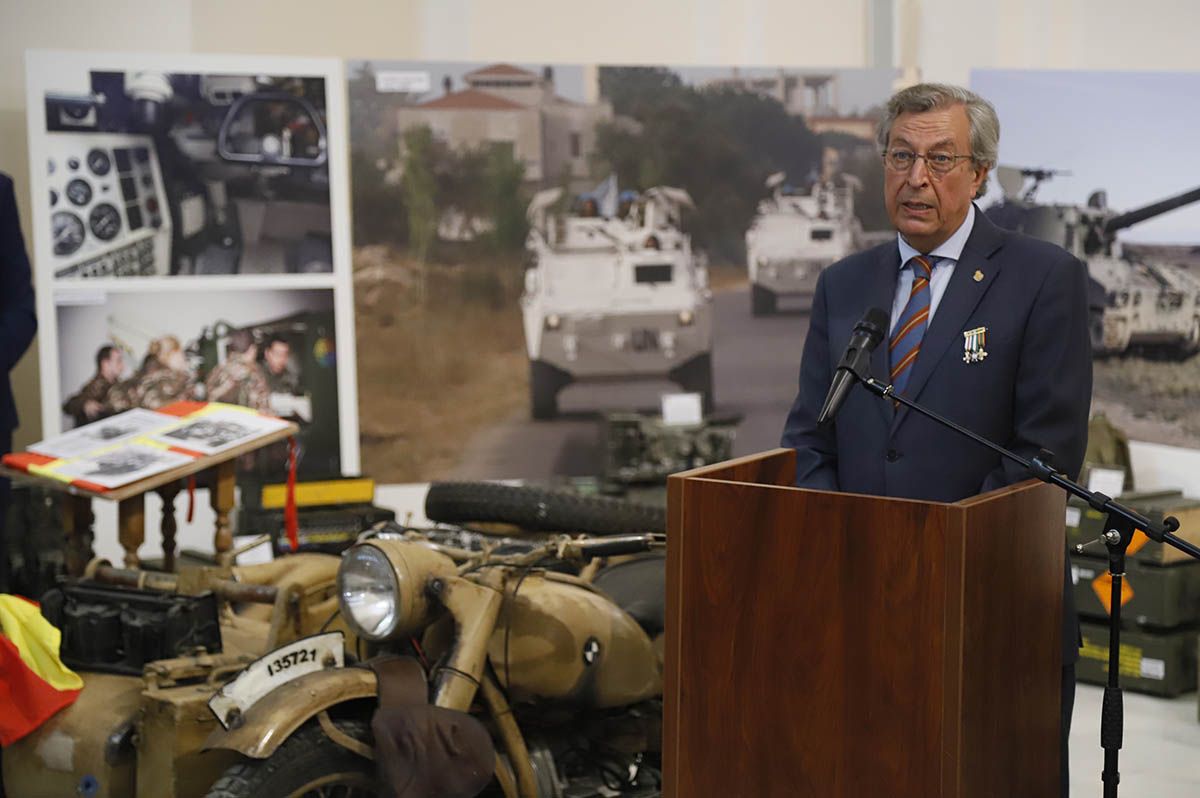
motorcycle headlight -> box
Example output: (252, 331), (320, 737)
(338, 545), (399, 641)
(337, 540), (457, 642)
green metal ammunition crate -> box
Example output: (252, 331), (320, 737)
(1070, 553), (1200, 629)
(1077, 622), (1198, 697)
(1066, 490), (1200, 565)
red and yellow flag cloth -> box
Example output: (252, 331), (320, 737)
(0, 594), (82, 746)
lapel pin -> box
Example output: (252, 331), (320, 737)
(963, 326), (988, 363)
(973, 269), (984, 282)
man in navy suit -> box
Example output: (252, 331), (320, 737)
(781, 84), (1091, 797)
(0, 172), (39, 593)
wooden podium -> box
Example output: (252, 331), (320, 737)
(665, 449), (1066, 798)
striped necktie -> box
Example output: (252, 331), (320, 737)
(890, 255), (934, 395)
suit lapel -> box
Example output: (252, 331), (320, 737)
(867, 245), (900, 425)
(891, 208), (1006, 434)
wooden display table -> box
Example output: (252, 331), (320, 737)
(1, 422), (296, 574)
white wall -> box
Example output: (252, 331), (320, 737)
(915, 0), (1200, 84)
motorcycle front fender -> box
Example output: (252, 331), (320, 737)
(202, 666), (377, 759)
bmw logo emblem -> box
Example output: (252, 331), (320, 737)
(582, 637), (601, 666)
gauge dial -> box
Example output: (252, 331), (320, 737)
(87, 148), (112, 176)
(88, 203), (121, 241)
(52, 211), (85, 256)
(66, 178), (93, 207)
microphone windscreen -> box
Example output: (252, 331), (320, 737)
(860, 307), (891, 345)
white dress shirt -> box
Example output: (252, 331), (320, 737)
(891, 204), (976, 334)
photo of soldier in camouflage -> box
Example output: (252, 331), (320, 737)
(61, 344), (125, 425)
(55, 288), (342, 479)
(205, 330), (269, 413)
(262, 336), (301, 396)
(107, 334), (196, 414)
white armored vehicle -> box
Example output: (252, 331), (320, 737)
(745, 170), (863, 315)
(521, 185), (714, 419)
(986, 167), (1200, 357)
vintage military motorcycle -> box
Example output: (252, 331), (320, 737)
(200, 521), (667, 797)
(2, 485), (667, 798)
(1, 547), (357, 798)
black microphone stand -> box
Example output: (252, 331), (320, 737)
(842, 367), (1200, 798)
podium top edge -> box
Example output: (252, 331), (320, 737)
(673, 455), (1054, 508)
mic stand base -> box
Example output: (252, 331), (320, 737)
(1099, 512), (1137, 798)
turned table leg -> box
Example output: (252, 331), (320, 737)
(63, 494), (95, 576)
(117, 496), (145, 569)
(156, 481), (182, 572)
(211, 461), (236, 556)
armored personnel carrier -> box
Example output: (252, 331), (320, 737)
(985, 168), (1200, 357)
(521, 184), (714, 419)
(744, 166), (864, 316)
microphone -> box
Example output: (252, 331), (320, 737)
(817, 307), (890, 426)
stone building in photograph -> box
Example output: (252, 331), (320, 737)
(396, 63), (613, 190)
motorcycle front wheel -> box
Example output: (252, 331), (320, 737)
(203, 718), (381, 798)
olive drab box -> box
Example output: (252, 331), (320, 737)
(1077, 622), (1199, 698)
(1070, 553), (1200, 629)
(1066, 490), (1200, 566)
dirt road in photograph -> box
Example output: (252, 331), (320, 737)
(450, 287), (813, 480)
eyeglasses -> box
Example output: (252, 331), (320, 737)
(882, 149), (974, 176)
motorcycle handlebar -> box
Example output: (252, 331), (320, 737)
(560, 534), (664, 560)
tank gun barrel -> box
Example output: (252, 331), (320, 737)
(1104, 186), (1200, 233)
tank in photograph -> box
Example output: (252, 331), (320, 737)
(985, 167), (1200, 357)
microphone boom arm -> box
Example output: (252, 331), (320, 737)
(858, 374), (1195, 556)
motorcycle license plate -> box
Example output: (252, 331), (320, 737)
(208, 632), (344, 729)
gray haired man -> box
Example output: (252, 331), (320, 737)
(782, 83), (1091, 797)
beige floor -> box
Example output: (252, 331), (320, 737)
(1070, 684), (1200, 796)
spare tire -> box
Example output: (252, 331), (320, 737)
(424, 482), (666, 535)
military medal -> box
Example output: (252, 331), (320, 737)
(963, 326), (988, 363)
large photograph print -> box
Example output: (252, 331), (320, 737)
(34, 63), (333, 279)
(971, 70), (1200, 449)
(56, 287), (342, 479)
(26, 51), (360, 482)
(349, 61), (896, 482)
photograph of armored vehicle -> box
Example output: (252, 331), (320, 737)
(744, 166), (864, 316)
(522, 184), (714, 419)
(985, 167), (1200, 357)
(39, 67), (333, 279)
